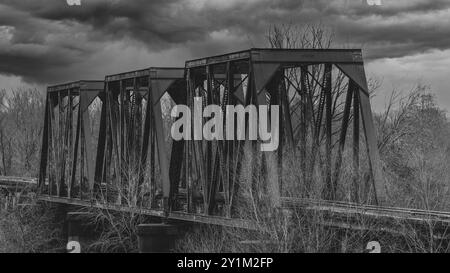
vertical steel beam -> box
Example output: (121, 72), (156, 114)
(300, 67), (309, 193)
(358, 91), (385, 204)
(67, 90), (74, 198)
(151, 79), (173, 213)
(38, 94), (50, 192)
(223, 62), (233, 216)
(94, 93), (108, 196)
(279, 70), (295, 151)
(166, 81), (186, 211)
(205, 65), (214, 214)
(186, 69), (194, 213)
(333, 81), (354, 199)
(324, 64), (333, 200)
(57, 92), (63, 197)
(71, 102), (81, 199)
(140, 86), (152, 182)
(49, 96), (57, 196)
(108, 92), (121, 203)
(118, 81), (124, 204)
(252, 62), (281, 207)
(80, 92), (96, 196)
(353, 89), (360, 203)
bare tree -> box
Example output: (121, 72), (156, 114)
(266, 23), (364, 201)
(0, 88), (45, 176)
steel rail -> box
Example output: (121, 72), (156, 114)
(3, 176), (450, 228)
(0, 176), (37, 188)
(282, 198), (450, 223)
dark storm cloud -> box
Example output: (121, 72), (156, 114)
(0, 4), (92, 82)
(2, 0), (210, 46)
(1, 0), (450, 84)
(343, 0), (450, 17)
(321, 0), (450, 59)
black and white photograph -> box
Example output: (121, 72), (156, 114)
(1, 0), (450, 259)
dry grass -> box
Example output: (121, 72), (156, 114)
(0, 200), (64, 253)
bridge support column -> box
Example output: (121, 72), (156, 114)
(137, 223), (178, 253)
(66, 212), (92, 253)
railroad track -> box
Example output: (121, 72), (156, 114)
(0, 176), (37, 189)
(282, 198), (450, 226)
(3, 176), (450, 231)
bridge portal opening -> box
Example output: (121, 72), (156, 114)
(38, 81), (104, 200)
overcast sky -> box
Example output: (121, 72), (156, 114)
(1, 0), (450, 112)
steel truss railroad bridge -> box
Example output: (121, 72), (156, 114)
(32, 48), (449, 235)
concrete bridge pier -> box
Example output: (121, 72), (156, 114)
(66, 212), (92, 253)
(137, 223), (179, 253)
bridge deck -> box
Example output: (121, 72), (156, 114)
(37, 194), (450, 235)
(0, 176), (37, 191)
(3, 176), (449, 234)
(37, 195), (255, 229)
